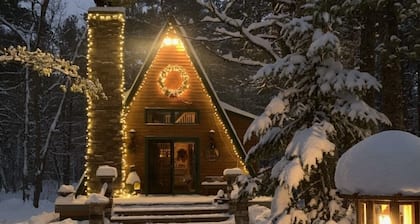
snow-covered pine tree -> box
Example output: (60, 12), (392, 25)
(243, 1), (390, 223)
(198, 0), (391, 223)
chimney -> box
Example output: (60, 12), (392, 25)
(85, 7), (126, 194)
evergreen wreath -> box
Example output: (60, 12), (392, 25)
(158, 65), (189, 97)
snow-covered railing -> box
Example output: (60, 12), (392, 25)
(74, 171), (87, 197)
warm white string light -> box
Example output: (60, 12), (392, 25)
(86, 11), (126, 195)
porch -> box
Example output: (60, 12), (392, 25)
(56, 194), (271, 223)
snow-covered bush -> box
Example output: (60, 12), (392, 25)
(230, 174), (260, 200)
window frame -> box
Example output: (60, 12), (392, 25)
(145, 108), (200, 125)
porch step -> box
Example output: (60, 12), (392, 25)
(111, 198), (231, 223)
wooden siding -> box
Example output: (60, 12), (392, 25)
(125, 37), (243, 192)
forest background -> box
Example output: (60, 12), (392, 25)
(0, 0), (418, 209)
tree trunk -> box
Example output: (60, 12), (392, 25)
(22, 68), (30, 202)
(360, 3), (377, 107)
(63, 97), (73, 185)
(379, 0), (404, 130)
(32, 70), (42, 208)
(32, 0), (50, 208)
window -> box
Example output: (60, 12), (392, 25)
(360, 202), (415, 224)
(374, 203), (391, 224)
(399, 204), (414, 224)
(146, 109), (198, 124)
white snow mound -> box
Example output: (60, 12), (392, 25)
(335, 130), (420, 196)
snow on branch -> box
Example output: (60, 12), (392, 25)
(332, 93), (391, 125)
(197, 0), (279, 60)
(0, 46), (79, 77)
(254, 54), (307, 80)
(0, 16), (31, 45)
(284, 121), (335, 172)
(307, 30), (339, 61)
(195, 36), (233, 41)
(215, 27), (242, 38)
(247, 20), (277, 32)
(316, 58), (382, 94)
(245, 93), (289, 141)
(221, 52), (265, 66)
(0, 46), (105, 100)
(201, 15), (221, 23)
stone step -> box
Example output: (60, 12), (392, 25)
(111, 198), (231, 223)
(110, 213), (232, 223)
(113, 204), (228, 216)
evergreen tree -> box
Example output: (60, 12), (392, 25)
(198, 0), (391, 222)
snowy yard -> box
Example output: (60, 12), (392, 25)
(0, 190), (270, 224)
(0, 191), (56, 224)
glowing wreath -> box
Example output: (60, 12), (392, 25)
(158, 65), (189, 97)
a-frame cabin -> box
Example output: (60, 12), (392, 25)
(84, 6), (256, 195)
(122, 19), (254, 194)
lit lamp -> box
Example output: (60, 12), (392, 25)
(125, 165), (141, 194)
(128, 129), (137, 152)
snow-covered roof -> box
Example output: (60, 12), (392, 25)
(96, 165), (118, 178)
(335, 130), (420, 196)
(223, 167), (243, 176)
(220, 101), (257, 119)
(58, 185), (75, 194)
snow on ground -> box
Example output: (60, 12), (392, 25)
(335, 130), (420, 195)
(0, 196), (55, 223)
(63, 0), (95, 18)
(1, 190), (270, 224)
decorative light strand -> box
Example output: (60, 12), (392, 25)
(158, 64), (189, 97)
(85, 11), (126, 195)
(124, 27), (248, 174)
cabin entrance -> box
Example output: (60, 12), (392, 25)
(146, 139), (198, 194)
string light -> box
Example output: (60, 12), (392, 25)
(124, 26), (248, 174)
(85, 10), (126, 195)
(158, 64), (190, 97)
(86, 20), (248, 197)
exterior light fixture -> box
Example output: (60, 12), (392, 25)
(206, 129), (219, 161)
(128, 129), (137, 152)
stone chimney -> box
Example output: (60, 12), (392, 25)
(85, 7), (125, 194)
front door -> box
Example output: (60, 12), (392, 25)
(147, 139), (198, 194)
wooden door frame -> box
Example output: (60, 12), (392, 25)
(144, 137), (200, 194)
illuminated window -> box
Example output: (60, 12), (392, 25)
(399, 204), (414, 224)
(374, 204), (391, 224)
(360, 202), (367, 224)
(146, 109), (199, 124)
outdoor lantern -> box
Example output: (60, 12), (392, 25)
(125, 165), (141, 194)
(335, 131), (420, 224)
(128, 129), (137, 152)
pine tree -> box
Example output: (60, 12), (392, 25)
(245, 2), (390, 223)
(198, 0), (391, 223)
